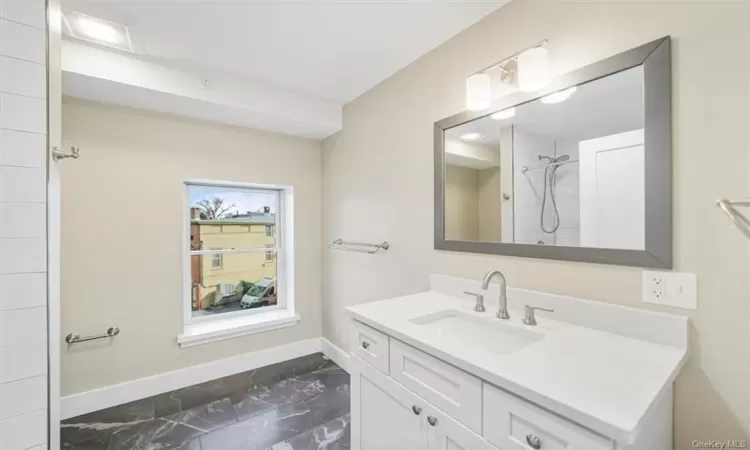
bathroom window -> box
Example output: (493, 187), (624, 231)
(180, 181), (297, 347)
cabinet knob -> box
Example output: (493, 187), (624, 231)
(427, 416), (437, 426)
(526, 434), (542, 449)
(411, 405), (422, 415)
(361, 341), (370, 350)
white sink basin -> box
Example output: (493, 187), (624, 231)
(410, 309), (543, 355)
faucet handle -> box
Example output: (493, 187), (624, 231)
(522, 305), (554, 326)
(463, 291), (486, 313)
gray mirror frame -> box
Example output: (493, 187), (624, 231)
(434, 36), (672, 268)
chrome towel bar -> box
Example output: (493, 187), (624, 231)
(65, 327), (120, 344)
(329, 238), (390, 254)
(717, 199), (750, 240)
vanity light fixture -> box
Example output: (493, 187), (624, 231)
(491, 107), (516, 120)
(517, 46), (549, 92)
(460, 133), (482, 141)
(62, 10), (134, 52)
(466, 73), (492, 111)
(541, 86), (577, 104)
(465, 40), (549, 110)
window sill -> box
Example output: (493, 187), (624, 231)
(177, 309), (300, 348)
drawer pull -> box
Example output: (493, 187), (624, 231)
(427, 416), (437, 426)
(526, 434), (542, 449)
(412, 405), (422, 415)
(361, 341), (370, 350)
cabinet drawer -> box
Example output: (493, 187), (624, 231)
(483, 383), (613, 450)
(389, 339), (482, 434)
(351, 320), (390, 375)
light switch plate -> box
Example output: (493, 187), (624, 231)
(643, 270), (698, 310)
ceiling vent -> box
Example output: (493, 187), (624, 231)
(62, 10), (134, 53)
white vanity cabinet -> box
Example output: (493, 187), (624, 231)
(349, 313), (676, 450)
(351, 351), (496, 450)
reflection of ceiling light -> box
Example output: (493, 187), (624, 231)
(78, 17), (118, 43)
(541, 86), (577, 104)
(461, 133), (482, 141)
(517, 46), (549, 92)
(62, 10), (134, 52)
(466, 73), (492, 111)
(491, 107), (516, 120)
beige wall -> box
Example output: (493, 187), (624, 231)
(444, 165), (479, 241)
(61, 98), (322, 396)
(477, 167), (501, 241)
(322, 0), (750, 445)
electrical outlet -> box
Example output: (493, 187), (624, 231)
(643, 270), (698, 310)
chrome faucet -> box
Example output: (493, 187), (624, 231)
(481, 270), (510, 319)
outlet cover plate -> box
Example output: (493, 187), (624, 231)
(643, 270), (698, 310)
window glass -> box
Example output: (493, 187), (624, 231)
(190, 252), (278, 318)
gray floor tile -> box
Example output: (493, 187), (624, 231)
(267, 414), (351, 450)
(62, 398), (156, 447)
(233, 377), (326, 421)
(200, 401), (318, 450)
(62, 360), (349, 450)
(108, 418), (203, 450)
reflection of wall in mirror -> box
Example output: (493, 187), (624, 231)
(444, 138), (505, 241)
(445, 164), (480, 240)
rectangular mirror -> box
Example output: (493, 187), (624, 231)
(435, 37), (671, 268)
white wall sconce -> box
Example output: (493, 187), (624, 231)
(517, 46), (549, 92)
(466, 73), (492, 111)
(465, 40), (549, 110)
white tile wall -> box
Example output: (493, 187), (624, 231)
(0, 202), (46, 238)
(0, 166), (46, 202)
(0, 340), (47, 382)
(0, 273), (47, 310)
(0, 375), (47, 419)
(0, 409), (47, 450)
(0, 93), (47, 133)
(0, 306), (47, 346)
(0, 2), (48, 447)
(0, 56), (46, 99)
(0, 0), (46, 30)
(0, 19), (46, 64)
(0, 129), (47, 168)
(0, 237), (47, 273)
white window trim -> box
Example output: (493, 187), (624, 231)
(179, 180), (296, 348)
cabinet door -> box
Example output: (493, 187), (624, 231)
(427, 403), (497, 450)
(351, 356), (428, 450)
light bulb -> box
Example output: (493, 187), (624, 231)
(466, 73), (492, 111)
(517, 46), (549, 92)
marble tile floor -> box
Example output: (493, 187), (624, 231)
(61, 354), (350, 450)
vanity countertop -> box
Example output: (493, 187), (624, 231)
(347, 291), (687, 445)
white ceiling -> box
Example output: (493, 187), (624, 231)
(446, 66), (645, 147)
(62, 0), (504, 103)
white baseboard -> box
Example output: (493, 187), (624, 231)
(61, 337), (322, 420)
(321, 337), (350, 373)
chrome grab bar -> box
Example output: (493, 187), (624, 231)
(717, 199), (750, 240)
(328, 238), (390, 254)
(65, 327), (120, 344)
